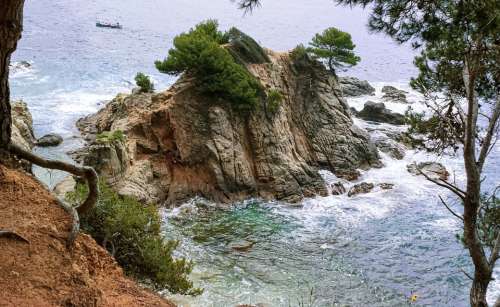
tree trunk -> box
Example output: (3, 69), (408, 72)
(0, 0), (24, 148)
(463, 60), (493, 307)
(471, 275), (489, 307)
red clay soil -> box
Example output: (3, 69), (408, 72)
(0, 164), (175, 307)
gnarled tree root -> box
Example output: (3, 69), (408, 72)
(8, 143), (98, 247)
(0, 230), (29, 244)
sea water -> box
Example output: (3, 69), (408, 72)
(10, 0), (499, 306)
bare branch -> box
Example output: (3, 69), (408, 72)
(477, 96), (500, 172)
(489, 232), (500, 268)
(417, 167), (466, 200)
(438, 195), (464, 222)
(8, 143), (99, 215)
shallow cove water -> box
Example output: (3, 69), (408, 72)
(10, 0), (499, 306)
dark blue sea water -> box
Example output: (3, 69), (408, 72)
(9, 1), (499, 306)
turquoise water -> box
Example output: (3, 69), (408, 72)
(9, 1), (499, 306)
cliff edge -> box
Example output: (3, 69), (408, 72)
(0, 164), (174, 307)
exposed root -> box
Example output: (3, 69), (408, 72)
(0, 230), (29, 244)
(8, 143), (98, 247)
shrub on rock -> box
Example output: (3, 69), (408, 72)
(135, 72), (154, 93)
(155, 20), (262, 112)
(66, 182), (202, 295)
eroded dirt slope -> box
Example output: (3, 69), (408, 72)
(0, 164), (175, 307)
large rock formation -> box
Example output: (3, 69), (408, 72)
(76, 51), (381, 204)
(338, 76), (375, 97)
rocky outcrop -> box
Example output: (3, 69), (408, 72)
(347, 182), (374, 197)
(76, 51), (381, 204)
(36, 133), (63, 147)
(356, 101), (405, 125)
(407, 162), (449, 181)
(381, 85), (408, 103)
(11, 100), (35, 151)
(4, 101), (36, 172)
(331, 182), (347, 195)
(338, 77), (375, 97)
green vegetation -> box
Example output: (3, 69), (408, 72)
(134, 72), (154, 93)
(224, 27), (270, 65)
(266, 88), (283, 114)
(96, 130), (125, 144)
(66, 182), (202, 295)
(307, 27), (360, 76)
(155, 20), (262, 112)
(290, 44), (308, 62)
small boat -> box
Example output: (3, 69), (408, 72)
(96, 22), (122, 29)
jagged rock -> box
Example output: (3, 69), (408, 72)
(76, 50), (380, 204)
(374, 137), (406, 160)
(381, 85), (408, 103)
(378, 183), (394, 190)
(407, 162), (449, 181)
(36, 133), (63, 147)
(83, 141), (129, 185)
(348, 182), (374, 197)
(338, 77), (375, 97)
(331, 182), (346, 195)
(6, 101), (36, 171)
(11, 101), (35, 150)
(357, 101), (405, 125)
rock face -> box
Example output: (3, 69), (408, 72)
(381, 85), (408, 103)
(77, 51), (381, 204)
(338, 77), (375, 97)
(357, 101), (405, 125)
(11, 100), (35, 151)
(36, 133), (63, 147)
(4, 101), (36, 172)
(407, 162), (449, 181)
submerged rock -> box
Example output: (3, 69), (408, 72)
(347, 182), (375, 197)
(229, 240), (256, 252)
(378, 183), (394, 190)
(407, 162), (449, 181)
(36, 133), (63, 147)
(381, 85), (408, 103)
(357, 101), (405, 125)
(331, 182), (347, 195)
(338, 76), (375, 97)
(374, 137), (406, 160)
(76, 50), (380, 204)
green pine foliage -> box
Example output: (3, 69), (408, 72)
(307, 27), (360, 75)
(134, 72), (155, 93)
(66, 182), (202, 296)
(266, 89), (283, 114)
(155, 20), (262, 112)
(290, 44), (308, 62)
